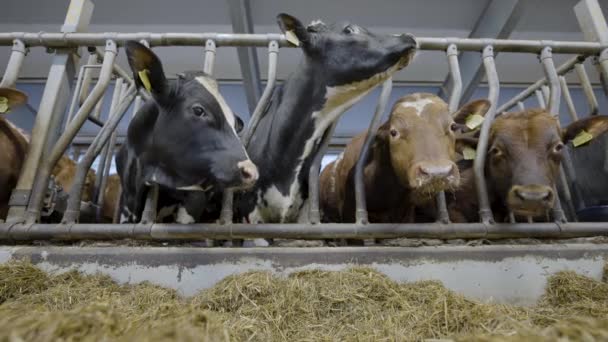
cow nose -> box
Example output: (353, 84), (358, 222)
(237, 160), (258, 186)
(513, 185), (554, 204)
(416, 162), (456, 180)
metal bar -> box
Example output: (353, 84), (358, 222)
(24, 40), (117, 224)
(0, 39), (27, 88)
(540, 47), (561, 113)
(308, 122), (337, 224)
(242, 41), (279, 147)
(227, 0), (262, 113)
(65, 64), (102, 129)
(96, 78), (126, 221)
(1, 33), (607, 53)
(496, 56), (583, 113)
(203, 39), (216, 75)
(535, 90), (546, 108)
(559, 76), (579, 121)
(574, 63), (598, 115)
(93, 78), (123, 204)
(541, 85), (550, 107)
(62, 84), (136, 223)
(473, 46), (499, 224)
(354, 79), (393, 224)
(78, 51), (98, 105)
(438, 0), (522, 104)
(437, 43), (462, 223)
(3, 222), (608, 242)
(516, 101), (525, 111)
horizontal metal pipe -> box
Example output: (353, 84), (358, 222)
(2, 222), (608, 241)
(0, 33), (607, 53)
(496, 55), (584, 113)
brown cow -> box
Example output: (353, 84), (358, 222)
(449, 109), (608, 222)
(320, 93), (490, 223)
(101, 174), (121, 222)
(52, 155), (96, 203)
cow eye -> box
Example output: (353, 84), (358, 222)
(489, 146), (502, 158)
(389, 128), (399, 138)
(449, 122), (459, 132)
(552, 142), (565, 154)
(192, 105), (206, 117)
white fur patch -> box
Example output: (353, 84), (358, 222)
(195, 76), (250, 159)
(400, 97), (434, 116)
(176, 206), (195, 224)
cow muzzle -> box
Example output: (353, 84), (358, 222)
(236, 160), (259, 188)
(507, 184), (555, 216)
(411, 161), (459, 191)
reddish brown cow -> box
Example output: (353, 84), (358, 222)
(101, 174), (121, 222)
(449, 109), (608, 222)
(52, 155), (97, 203)
(320, 93), (490, 223)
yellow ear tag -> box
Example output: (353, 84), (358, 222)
(465, 114), (484, 130)
(463, 146), (477, 160)
(138, 69), (152, 92)
(572, 129), (593, 147)
(0, 97), (9, 114)
(285, 30), (300, 47)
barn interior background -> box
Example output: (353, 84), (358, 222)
(3, 0), (608, 173)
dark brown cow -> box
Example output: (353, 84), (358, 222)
(320, 93), (490, 223)
(449, 109), (608, 222)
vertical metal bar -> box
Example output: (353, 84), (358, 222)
(541, 85), (551, 108)
(96, 78), (125, 221)
(540, 47), (561, 113)
(62, 85), (136, 223)
(0, 39), (27, 88)
(203, 40), (216, 75)
(355, 78), (393, 224)
(474, 46), (499, 224)
(535, 90), (546, 108)
(65, 65), (87, 129)
(437, 43), (462, 223)
(574, 63), (598, 115)
(78, 51), (98, 106)
(24, 40), (117, 224)
(559, 76), (579, 122)
(308, 122), (337, 224)
(93, 78), (122, 203)
(242, 41), (279, 147)
(516, 101), (525, 111)
(598, 49), (608, 97)
(6, 0), (93, 222)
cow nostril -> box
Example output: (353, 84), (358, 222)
(237, 160), (258, 184)
(515, 189), (526, 201)
(241, 168), (252, 180)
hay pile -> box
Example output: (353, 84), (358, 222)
(0, 260), (607, 341)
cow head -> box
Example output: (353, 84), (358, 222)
(125, 41), (257, 191)
(52, 156), (97, 202)
(277, 13), (417, 93)
(376, 93), (490, 202)
(480, 109), (608, 217)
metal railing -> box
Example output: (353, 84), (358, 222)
(0, 29), (607, 242)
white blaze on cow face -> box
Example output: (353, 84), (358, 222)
(399, 97), (434, 117)
(195, 76), (241, 138)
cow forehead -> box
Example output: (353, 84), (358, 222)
(390, 94), (449, 129)
(491, 112), (560, 146)
(194, 76), (236, 129)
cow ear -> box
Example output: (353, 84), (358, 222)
(455, 135), (479, 160)
(562, 115), (608, 146)
(0, 87), (28, 114)
(234, 114), (245, 133)
(452, 99), (491, 133)
(125, 40), (168, 100)
(277, 13), (309, 48)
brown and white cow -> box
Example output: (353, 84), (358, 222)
(0, 88), (96, 221)
(449, 109), (608, 222)
(320, 93), (490, 223)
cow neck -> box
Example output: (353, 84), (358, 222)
(249, 59), (328, 185)
(366, 140), (409, 204)
(0, 117), (28, 166)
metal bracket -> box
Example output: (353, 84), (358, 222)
(8, 189), (31, 207)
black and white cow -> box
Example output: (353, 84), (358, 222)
(116, 41), (258, 223)
(235, 13), (417, 223)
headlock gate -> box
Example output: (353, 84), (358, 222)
(1, 0), (608, 243)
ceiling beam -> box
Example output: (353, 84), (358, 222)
(438, 0), (523, 106)
(227, 0), (262, 115)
